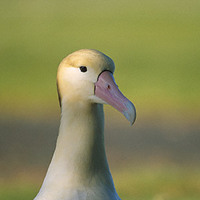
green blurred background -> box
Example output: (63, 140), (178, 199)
(0, 0), (200, 199)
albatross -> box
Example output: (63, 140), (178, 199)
(34, 49), (136, 200)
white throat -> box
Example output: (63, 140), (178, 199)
(34, 101), (119, 200)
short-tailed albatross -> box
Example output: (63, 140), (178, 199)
(34, 49), (136, 200)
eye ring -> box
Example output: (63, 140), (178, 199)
(79, 66), (87, 72)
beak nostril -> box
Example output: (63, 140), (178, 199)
(107, 84), (111, 89)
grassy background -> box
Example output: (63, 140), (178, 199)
(1, 167), (200, 200)
(0, 0), (200, 199)
(1, 0), (200, 117)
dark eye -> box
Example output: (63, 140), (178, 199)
(79, 66), (87, 72)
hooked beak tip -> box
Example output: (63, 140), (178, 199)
(123, 101), (136, 125)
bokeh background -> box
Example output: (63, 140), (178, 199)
(0, 0), (200, 199)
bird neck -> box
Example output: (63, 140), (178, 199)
(38, 101), (114, 193)
(56, 102), (109, 179)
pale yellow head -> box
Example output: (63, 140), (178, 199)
(57, 49), (115, 105)
(57, 49), (136, 124)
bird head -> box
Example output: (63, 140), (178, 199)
(57, 49), (136, 125)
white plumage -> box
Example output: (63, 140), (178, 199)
(34, 49), (136, 200)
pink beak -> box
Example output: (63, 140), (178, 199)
(95, 71), (136, 125)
